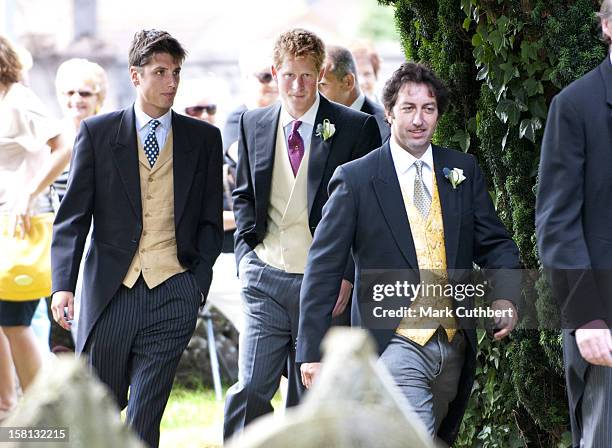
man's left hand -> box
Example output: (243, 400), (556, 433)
(300, 362), (322, 389)
(332, 279), (352, 318)
(491, 299), (518, 340)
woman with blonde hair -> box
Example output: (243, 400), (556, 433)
(0, 35), (69, 417)
(53, 58), (108, 200)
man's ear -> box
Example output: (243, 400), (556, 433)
(129, 66), (140, 87)
(603, 17), (612, 42)
(344, 73), (356, 91)
(271, 64), (278, 82)
(318, 67), (325, 82)
(385, 110), (393, 125)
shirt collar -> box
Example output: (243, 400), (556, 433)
(389, 134), (433, 175)
(280, 92), (320, 129)
(350, 92), (366, 111)
(134, 104), (172, 132)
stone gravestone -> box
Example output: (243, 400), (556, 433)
(2, 356), (144, 448)
(175, 306), (239, 388)
(226, 328), (436, 448)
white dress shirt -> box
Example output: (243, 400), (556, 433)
(349, 92), (366, 111)
(389, 135), (434, 203)
(279, 92), (320, 153)
(134, 105), (172, 151)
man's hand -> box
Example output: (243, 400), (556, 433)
(332, 279), (352, 318)
(51, 291), (75, 331)
(575, 319), (612, 367)
(300, 362), (322, 389)
(491, 299), (518, 340)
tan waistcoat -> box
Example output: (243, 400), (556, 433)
(254, 118), (312, 273)
(396, 172), (458, 345)
(122, 130), (187, 289)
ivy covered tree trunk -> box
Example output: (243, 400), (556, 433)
(379, 0), (606, 446)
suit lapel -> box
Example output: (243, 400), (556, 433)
(360, 96), (374, 115)
(254, 104), (281, 211)
(172, 112), (199, 225)
(307, 96), (335, 215)
(111, 107), (142, 221)
(432, 146), (462, 269)
(600, 59), (612, 113)
(372, 143), (418, 268)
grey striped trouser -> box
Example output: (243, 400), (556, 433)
(83, 271), (201, 448)
(223, 250), (305, 441)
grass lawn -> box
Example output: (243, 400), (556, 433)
(159, 385), (283, 448)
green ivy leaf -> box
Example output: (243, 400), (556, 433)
(477, 64), (489, 80)
(496, 99), (520, 125)
(489, 29), (503, 53)
(519, 118), (542, 143)
(472, 33), (483, 47)
(452, 129), (471, 152)
(528, 97), (548, 119)
(524, 78), (543, 96)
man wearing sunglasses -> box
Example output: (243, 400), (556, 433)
(185, 102), (217, 125)
(222, 43), (279, 159)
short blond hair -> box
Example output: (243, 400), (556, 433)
(273, 29), (325, 71)
(55, 58), (108, 105)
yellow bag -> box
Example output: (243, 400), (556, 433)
(0, 213), (53, 301)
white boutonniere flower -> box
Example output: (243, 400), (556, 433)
(315, 119), (335, 141)
(443, 167), (466, 189)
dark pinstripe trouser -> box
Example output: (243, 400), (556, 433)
(223, 251), (305, 441)
(84, 271), (201, 448)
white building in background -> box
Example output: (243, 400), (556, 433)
(1, 0), (403, 126)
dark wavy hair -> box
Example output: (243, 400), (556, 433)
(382, 62), (450, 115)
(0, 36), (23, 86)
(128, 29), (187, 68)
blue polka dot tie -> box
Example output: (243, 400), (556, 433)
(144, 119), (161, 167)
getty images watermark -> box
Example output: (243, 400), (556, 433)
(358, 269), (526, 330)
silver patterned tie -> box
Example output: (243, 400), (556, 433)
(413, 160), (431, 217)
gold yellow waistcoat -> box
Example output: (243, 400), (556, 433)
(122, 130), (187, 289)
(396, 172), (457, 345)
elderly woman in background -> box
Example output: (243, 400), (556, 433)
(53, 58), (108, 201)
(53, 58), (108, 342)
(0, 36), (68, 415)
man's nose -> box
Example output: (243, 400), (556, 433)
(412, 109), (424, 126)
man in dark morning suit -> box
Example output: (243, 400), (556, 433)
(298, 63), (521, 445)
(319, 44), (390, 142)
(50, 30), (223, 448)
(536, 3), (612, 446)
(223, 29), (381, 441)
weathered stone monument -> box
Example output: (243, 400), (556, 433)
(226, 328), (436, 448)
(2, 356), (144, 448)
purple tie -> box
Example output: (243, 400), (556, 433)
(287, 120), (304, 176)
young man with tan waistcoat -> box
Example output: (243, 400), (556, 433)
(50, 30), (223, 447)
(223, 28), (381, 440)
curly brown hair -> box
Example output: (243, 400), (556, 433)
(0, 36), (23, 86)
(272, 29), (325, 71)
(128, 29), (187, 68)
(382, 62), (450, 116)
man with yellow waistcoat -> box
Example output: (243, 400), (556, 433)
(50, 30), (223, 448)
(297, 63), (521, 445)
(223, 29), (381, 440)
